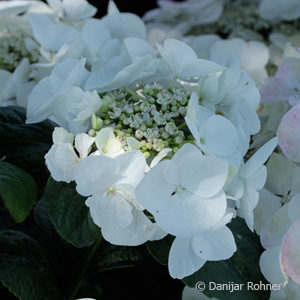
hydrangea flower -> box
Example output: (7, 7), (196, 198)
(277, 103), (300, 162)
(46, 0), (97, 22)
(259, 194), (300, 299)
(156, 38), (224, 81)
(136, 143), (236, 278)
(259, 0), (300, 21)
(144, 0), (223, 35)
(185, 92), (239, 160)
(26, 57), (90, 126)
(85, 37), (159, 92)
(261, 57), (300, 106)
(74, 150), (165, 245)
(226, 137), (278, 231)
(45, 127), (95, 183)
(209, 38), (269, 86)
(27, 13), (80, 52)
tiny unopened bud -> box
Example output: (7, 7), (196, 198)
(174, 136), (183, 144)
(144, 151), (151, 159)
(135, 129), (144, 139)
(88, 129), (96, 137)
(92, 114), (103, 131)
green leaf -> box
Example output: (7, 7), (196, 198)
(183, 218), (270, 300)
(94, 243), (146, 273)
(146, 235), (174, 266)
(0, 161), (37, 223)
(146, 218), (269, 299)
(0, 230), (62, 300)
(43, 177), (101, 248)
(0, 106), (55, 185)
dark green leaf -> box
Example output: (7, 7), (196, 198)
(0, 161), (37, 223)
(0, 230), (62, 300)
(43, 178), (101, 248)
(183, 218), (270, 300)
(94, 243), (146, 274)
(0, 106), (55, 186)
(146, 235), (174, 266)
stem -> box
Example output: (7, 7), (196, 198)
(168, 76), (178, 89)
(68, 236), (103, 300)
(177, 121), (186, 129)
(125, 87), (140, 101)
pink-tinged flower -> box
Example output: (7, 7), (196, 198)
(261, 58), (300, 106)
(281, 219), (300, 285)
(277, 103), (300, 162)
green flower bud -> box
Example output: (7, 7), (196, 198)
(171, 106), (178, 112)
(88, 129), (96, 137)
(144, 151), (151, 159)
(104, 119), (111, 125)
(99, 96), (113, 113)
(92, 113), (103, 131)
(134, 105), (141, 112)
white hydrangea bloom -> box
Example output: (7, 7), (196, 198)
(226, 137), (278, 231)
(156, 38), (224, 81)
(46, 0), (97, 22)
(259, 0), (300, 21)
(209, 38), (269, 87)
(27, 13), (80, 52)
(136, 143), (236, 278)
(26, 57), (89, 125)
(85, 37), (159, 92)
(259, 197), (300, 299)
(185, 92), (240, 161)
(95, 127), (124, 157)
(45, 127), (94, 183)
(74, 150), (164, 245)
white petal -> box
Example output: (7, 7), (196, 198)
(107, 0), (119, 14)
(45, 144), (79, 183)
(74, 155), (118, 196)
(102, 209), (166, 246)
(115, 150), (146, 187)
(192, 226), (236, 261)
(169, 237), (206, 279)
(288, 193), (300, 222)
(100, 12), (146, 40)
(281, 219), (300, 285)
(201, 115), (239, 157)
(63, 0), (97, 21)
(150, 148), (172, 168)
(259, 247), (286, 284)
(241, 137), (278, 179)
(0, 70), (11, 103)
(74, 133), (94, 159)
(124, 37), (156, 61)
(52, 127), (74, 145)
(86, 193), (132, 230)
(85, 192), (133, 231)
(0, 1), (31, 17)
(237, 187), (259, 231)
(95, 127), (123, 157)
(265, 153), (295, 195)
(27, 13), (79, 51)
(254, 189), (282, 234)
(81, 19), (111, 55)
(26, 76), (60, 123)
(260, 205), (291, 249)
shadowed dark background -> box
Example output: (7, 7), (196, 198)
(89, 0), (185, 18)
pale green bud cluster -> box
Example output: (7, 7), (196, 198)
(93, 82), (193, 156)
(0, 17), (39, 72)
(190, 0), (299, 42)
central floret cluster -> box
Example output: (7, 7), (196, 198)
(92, 83), (192, 157)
